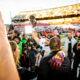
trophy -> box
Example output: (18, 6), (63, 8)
(25, 14), (37, 36)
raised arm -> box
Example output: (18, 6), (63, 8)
(32, 30), (40, 45)
(0, 12), (20, 80)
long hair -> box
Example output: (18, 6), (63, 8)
(50, 37), (61, 51)
(9, 41), (19, 65)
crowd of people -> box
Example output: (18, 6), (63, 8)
(0, 13), (80, 80)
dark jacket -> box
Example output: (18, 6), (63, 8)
(18, 67), (36, 80)
(73, 43), (80, 79)
(20, 54), (30, 68)
(73, 43), (80, 57)
(37, 51), (72, 80)
(27, 50), (36, 67)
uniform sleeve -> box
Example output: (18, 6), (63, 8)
(39, 38), (45, 48)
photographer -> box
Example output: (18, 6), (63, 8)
(73, 38), (80, 79)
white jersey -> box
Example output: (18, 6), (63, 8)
(40, 38), (45, 48)
(43, 46), (51, 57)
(40, 38), (51, 57)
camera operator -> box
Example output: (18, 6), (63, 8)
(73, 37), (80, 79)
